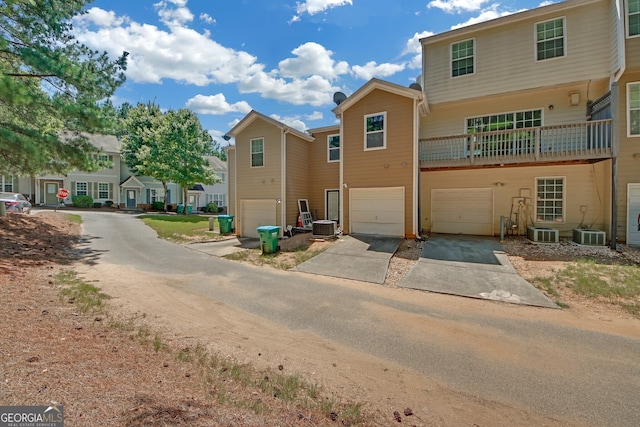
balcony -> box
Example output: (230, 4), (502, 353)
(419, 119), (612, 169)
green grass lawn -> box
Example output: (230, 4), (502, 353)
(140, 214), (220, 243)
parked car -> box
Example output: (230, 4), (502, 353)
(0, 192), (32, 214)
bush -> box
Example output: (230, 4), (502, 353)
(206, 202), (218, 213)
(104, 200), (114, 207)
(92, 202), (102, 208)
(72, 195), (93, 208)
(152, 201), (165, 211)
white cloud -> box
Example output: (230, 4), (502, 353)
(305, 111), (323, 120)
(238, 73), (338, 106)
(186, 94), (252, 115)
(403, 31), (433, 70)
(199, 13), (215, 24)
(351, 61), (406, 80)
(154, 0), (193, 27)
(278, 42), (349, 79)
(427, 0), (489, 13)
(450, 5), (516, 29)
(77, 7), (129, 27)
(269, 114), (308, 132)
(295, 0), (353, 16)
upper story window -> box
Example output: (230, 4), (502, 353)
(629, 0), (640, 37)
(76, 182), (88, 196)
(328, 134), (340, 162)
(98, 182), (110, 199)
(95, 154), (113, 169)
(216, 173), (226, 183)
(536, 17), (565, 61)
(451, 39), (474, 77)
(1, 175), (13, 192)
(250, 138), (264, 167)
(364, 112), (386, 150)
(536, 177), (564, 223)
(628, 82), (640, 136)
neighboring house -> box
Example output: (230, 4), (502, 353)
(7, 133), (228, 211)
(193, 156), (228, 212)
(418, 0), (640, 245)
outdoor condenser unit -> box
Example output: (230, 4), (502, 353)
(573, 229), (606, 246)
(527, 226), (559, 243)
(312, 220), (336, 237)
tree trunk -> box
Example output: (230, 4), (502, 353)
(162, 181), (168, 212)
(0, 202), (6, 217)
(183, 187), (188, 215)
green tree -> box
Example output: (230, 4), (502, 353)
(210, 138), (227, 161)
(0, 0), (128, 176)
(121, 103), (220, 213)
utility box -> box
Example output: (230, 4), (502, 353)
(257, 226), (281, 254)
(312, 220), (336, 237)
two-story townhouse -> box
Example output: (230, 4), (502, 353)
(226, 80), (425, 239)
(419, 0), (640, 246)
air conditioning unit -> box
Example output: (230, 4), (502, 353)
(573, 228), (606, 246)
(312, 220), (336, 237)
(527, 226), (559, 243)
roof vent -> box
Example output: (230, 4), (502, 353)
(333, 92), (347, 105)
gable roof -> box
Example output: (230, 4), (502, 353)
(226, 110), (314, 142)
(61, 132), (120, 153)
(120, 175), (144, 188)
(332, 78), (425, 116)
(204, 155), (227, 172)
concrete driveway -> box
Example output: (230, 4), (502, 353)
(398, 234), (557, 308)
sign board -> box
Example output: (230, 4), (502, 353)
(57, 188), (69, 199)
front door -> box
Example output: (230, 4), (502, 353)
(326, 190), (339, 223)
(45, 182), (59, 205)
(126, 190), (136, 208)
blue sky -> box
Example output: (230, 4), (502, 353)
(74, 0), (549, 146)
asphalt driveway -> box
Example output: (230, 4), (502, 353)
(398, 234), (557, 308)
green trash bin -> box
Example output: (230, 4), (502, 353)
(186, 204), (193, 214)
(177, 204), (184, 214)
(218, 215), (234, 234)
(257, 226), (281, 254)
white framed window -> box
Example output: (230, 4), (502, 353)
(364, 112), (386, 150)
(628, 82), (640, 136)
(536, 177), (565, 223)
(535, 17), (565, 61)
(207, 193), (225, 206)
(215, 173), (225, 183)
(98, 182), (109, 199)
(95, 154), (113, 169)
(629, 0), (640, 37)
(150, 188), (164, 203)
(466, 109), (543, 133)
(76, 182), (88, 196)
(251, 138), (264, 167)
(1, 175), (13, 192)
(451, 39), (474, 77)
(328, 134), (340, 162)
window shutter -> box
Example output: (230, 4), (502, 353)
(71, 181), (76, 195)
(109, 183), (113, 199)
(166, 189), (171, 204)
(146, 189), (150, 204)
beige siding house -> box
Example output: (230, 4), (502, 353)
(419, 0), (640, 245)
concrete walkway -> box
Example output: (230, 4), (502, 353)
(398, 234), (558, 308)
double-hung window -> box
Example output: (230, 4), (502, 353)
(364, 112), (386, 150)
(251, 138), (264, 167)
(1, 175), (13, 192)
(629, 0), (640, 37)
(536, 17), (565, 61)
(98, 182), (109, 199)
(76, 182), (88, 196)
(628, 82), (640, 136)
(328, 134), (340, 162)
(451, 39), (474, 77)
(536, 177), (564, 222)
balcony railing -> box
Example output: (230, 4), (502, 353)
(419, 119), (612, 169)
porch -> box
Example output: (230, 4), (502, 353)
(419, 119), (613, 169)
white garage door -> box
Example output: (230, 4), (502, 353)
(431, 188), (493, 235)
(627, 184), (640, 247)
(350, 187), (404, 237)
(241, 199), (277, 238)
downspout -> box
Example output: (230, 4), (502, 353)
(610, 0), (625, 248)
(337, 114), (344, 233)
(282, 129), (289, 233)
(413, 98), (419, 239)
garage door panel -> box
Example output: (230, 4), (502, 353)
(431, 189), (493, 236)
(627, 184), (640, 246)
(241, 199), (276, 238)
(350, 187), (404, 237)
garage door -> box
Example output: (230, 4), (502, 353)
(627, 184), (640, 246)
(350, 187), (404, 237)
(241, 199), (277, 238)
(431, 188), (493, 235)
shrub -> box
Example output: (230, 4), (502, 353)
(72, 195), (93, 208)
(104, 200), (114, 207)
(152, 201), (165, 211)
(92, 202), (102, 208)
(206, 202), (218, 213)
